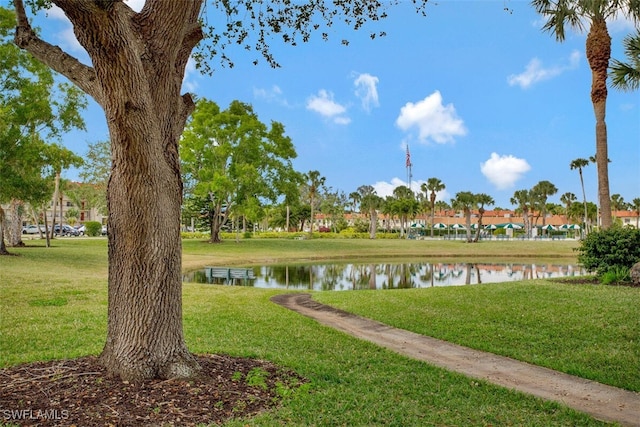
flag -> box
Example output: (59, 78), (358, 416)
(405, 145), (412, 167)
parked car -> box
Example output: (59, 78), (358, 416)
(54, 224), (80, 236)
(101, 225), (108, 236)
(22, 225), (45, 234)
(74, 225), (86, 236)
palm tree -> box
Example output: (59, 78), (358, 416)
(532, 180), (558, 230)
(434, 200), (450, 211)
(610, 194), (627, 211)
(511, 189), (533, 237)
(560, 192), (577, 222)
(532, 0), (640, 229)
(421, 177), (445, 238)
(473, 193), (494, 242)
(305, 170), (325, 237)
(381, 196), (395, 233)
(348, 191), (361, 213)
(359, 186), (384, 239)
(570, 158), (591, 231)
(392, 185), (418, 238)
(452, 191), (475, 243)
(610, 32), (640, 91)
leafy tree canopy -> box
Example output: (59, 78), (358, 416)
(180, 99), (301, 241)
(0, 5), (85, 207)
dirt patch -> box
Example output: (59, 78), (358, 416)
(0, 354), (305, 426)
(271, 293), (640, 427)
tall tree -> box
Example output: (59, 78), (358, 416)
(610, 193), (627, 211)
(531, 180), (558, 230)
(511, 189), (533, 237)
(452, 191), (476, 243)
(570, 157), (591, 231)
(473, 193), (494, 242)
(305, 170), (326, 237)
(358, 185), (383, 239)
(532, 0), (640, 229)
(181, 99), (299, 243)
(320, 188), (348, 232)
(434, 200), (450, 211)
(76, 139), (110, 220)
(391, 185), (419, 238)
(421, 177), (445, 238)
(348, 191), (361, 213)
(44, 145), (83, 246)
(560, 192), (577, 222)
(13, 0), (427, 380)
(610, 32), (640, 91)
(1, 6), (85, 254)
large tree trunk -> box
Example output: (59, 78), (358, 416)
(430, 194), (436, 238)
(0, 205), (10, 255)
(8, 199), (25, 247)
(49, 171), (60, 241)
(209, 197), (225, 243)
(586, 18), (612, 229)
(309, 197), (315, 237)
(579, 170), (589, 232)
(14, 0), (204, 381)
(369, 210), (377, 239)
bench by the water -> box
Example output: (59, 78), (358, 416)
(204, 266), (255, 284)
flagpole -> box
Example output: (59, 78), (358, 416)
(406, 145), (413, 191)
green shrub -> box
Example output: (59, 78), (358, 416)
(600, 266), (631, 286)
(353, 219), (370, 233)
(576, 227), (640, 276)
(338, 228), (368, 239)
(181, 231), (210, 239)
(85, 221), (102, 237)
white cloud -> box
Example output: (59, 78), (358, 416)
(306, 90), (350, 125)
(508, 50), (581, 89)
(43, 5), (84, 53)
(333, 116), (352, 125)
(372, 178), (408, 198)
(254, 85), (282, 99)
(396, 91), (467, 144)
(480, 153), (531, 190)
(253, 85), (291, 107)
(353, 73), (379, 112)
(372, 177), (450, 200)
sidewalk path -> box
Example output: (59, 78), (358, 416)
(271, 293), (640, 427)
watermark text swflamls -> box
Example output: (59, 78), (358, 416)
(1, 408), (70, 421)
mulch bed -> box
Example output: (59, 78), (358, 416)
(0, 355), (306, 426)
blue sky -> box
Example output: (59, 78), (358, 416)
(38, 0), (639, 209)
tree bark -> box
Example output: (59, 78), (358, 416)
(49, 171), (60, 241)
(8, 199), (25, 247)
(14, 0), (204, 380)
(430, 194), (436, 238)
(0, 205), (10, 255)
(586, 18), (612, 229)
(369, 209), (377, 239)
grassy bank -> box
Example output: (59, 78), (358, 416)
(180, 237), (580, 270)
(1, 238), (635, 426)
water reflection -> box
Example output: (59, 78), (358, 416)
(183, 262), (588, 291)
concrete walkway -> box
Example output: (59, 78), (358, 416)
(271, 293), (640, 427)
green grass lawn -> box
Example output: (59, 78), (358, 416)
(1, 237), (635, 426)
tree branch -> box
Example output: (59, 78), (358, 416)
(13, 0), (103, 104)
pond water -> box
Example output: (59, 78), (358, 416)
(182, 261), (588, 291)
